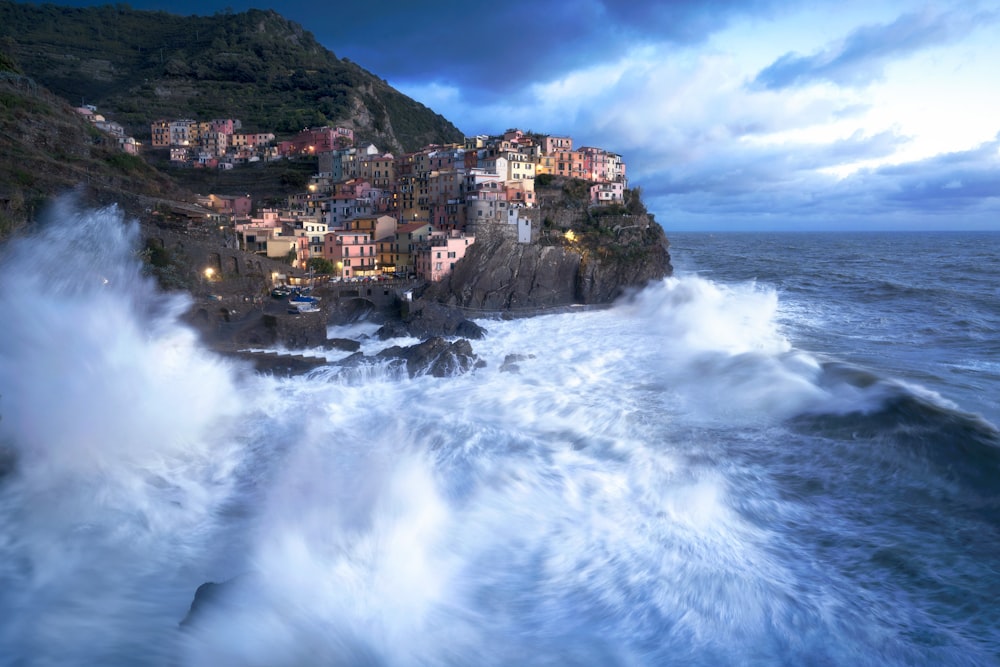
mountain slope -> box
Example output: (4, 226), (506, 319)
(0, 52), (191, 239)
(0, 2), (464, 151)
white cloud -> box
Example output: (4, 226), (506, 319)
(396, 1), (1000, 229)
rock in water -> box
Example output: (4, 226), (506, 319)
(402, 300), (488, 339)
(377, 337), (483, 378)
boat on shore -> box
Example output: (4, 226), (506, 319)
(287, 301), (320, 314)
(289, 294), (320, 306)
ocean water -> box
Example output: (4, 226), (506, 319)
(0, 201), (998, 666)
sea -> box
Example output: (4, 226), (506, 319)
(0, 199), (998, 666)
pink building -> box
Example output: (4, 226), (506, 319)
(579, 147), (627, 184)
(231, 132), (275, 148)
(324, 230), (377, 278)
(553, 149), (587, 180)
(428, 199), (466, 231)
(235, 209), (284, 237)
(415, 232), (475, 282)
(503, 129), (526, 144)
(504, 180), (535, 206)
(542, 135), (573, 155)
(590, 182), (625, 205)
(210, 118), (236, 135)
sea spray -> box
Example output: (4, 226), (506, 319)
(0, 198), (254, 663)
(1, 204), (998, 665)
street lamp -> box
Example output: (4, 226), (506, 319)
(204, 267), (215, 280)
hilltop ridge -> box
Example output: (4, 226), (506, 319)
(0, 2), (463, 152)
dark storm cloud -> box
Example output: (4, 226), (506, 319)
(874, 139), (1000, 211)
(57, 0), (785, 97)
(638, 128), (910, 199)
(751, 8), (996, 90)
(650, 135), (1000, 229)
(304, 0), (789, 98)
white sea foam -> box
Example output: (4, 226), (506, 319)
(1, 199), (987, 665)
(0, 199), (253, 662)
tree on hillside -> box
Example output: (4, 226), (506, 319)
(625, 187), (648, 216)
(307, 257), (334, 274)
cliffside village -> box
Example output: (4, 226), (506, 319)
(76, 109), (630, 284)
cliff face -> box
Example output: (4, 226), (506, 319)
(431, 231), (581, 310)
(576, 215), (674, 302)
(429, 212), (672, 312)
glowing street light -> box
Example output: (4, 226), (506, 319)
(204, 267), (215, 280)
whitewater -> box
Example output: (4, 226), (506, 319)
(0, 201), (997, 666)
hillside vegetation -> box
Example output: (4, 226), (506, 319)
(0, 51), (190, 239)
(0, 2), (464, 151)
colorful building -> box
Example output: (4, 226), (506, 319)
(414, 232), (475, 282)
(324, 230), (378, 278)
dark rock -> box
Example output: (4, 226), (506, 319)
(454, 318), (488, 340)
(374, 319), (410, 340)
(187, 298), (330, 351)
(376, 336), (481, 378)
(180, 576), (250, 628)
(224, 350), (327, 376)
(403, 300), (487, 339)
(428, 217), (672, 311)
(500, 353), (535, 374)
(324, 337), (362, 352)
(334, 296), (377, 324)
(337, 351), (367, 367)
(179, 575), (384, 664)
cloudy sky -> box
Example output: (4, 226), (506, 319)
(56, 0), (1000, 230)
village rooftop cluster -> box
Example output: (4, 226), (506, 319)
(94, 111), (632, 283)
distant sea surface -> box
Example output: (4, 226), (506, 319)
(1, 206), (998, 666)
(668, 231), (1000, 426)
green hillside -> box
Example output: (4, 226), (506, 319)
(0, 50), (190, 238)
(0, 2), (464, 151)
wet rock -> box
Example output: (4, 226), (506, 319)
(337, 351), (367, 367)
(224, 350), (327, 376)
(179, 575), (385, 664)
(377, 337), (483, 378)
(403, 300), (486, 340)
(180, 576), (248, 628)
(374, 319), (410, 340)
(324, 337), (362, 352)
(454, 318), (488, 340)
(427, 218), (672, 310)
(500, 353), (535, 374)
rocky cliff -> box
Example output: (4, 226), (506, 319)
(428, 190), (672, 312)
